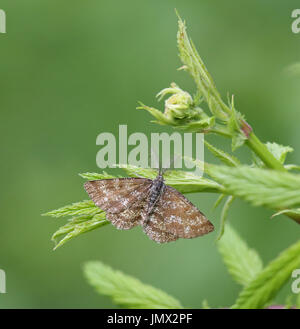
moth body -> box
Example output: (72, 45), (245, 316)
(145, 174), (165, 222)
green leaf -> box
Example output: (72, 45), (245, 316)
(284, 295), (295, 309)
(297, 291), (300, 309)
(227, 107), (246, 151)
(217, 225), (263, 286)
(118, 164), (223, 194)
(265, 142), (293, 164)
(201, 300), (211, 309)
(253, 142), (293, 168)
(165, 170), (222, 194)
(137, 102), (174, 126)
(176, 13), (230, 121)
(216, 196), (234, 240)
(84, 261), (183, 309)
(81, 167), (222, 194)
(212, 194), (226, 210)
(79, 172), (118, 180)
(231, 133), (246, 152)
(232, 239), (300, 309)
(52, 213), (109, 250)
(285, 164), (300, 171)
(204, 140), (240, 167)
(272, 208), (300, 224)
(44, 199), (110, 249)
(208, 165), (300, 209)
(179, 116), (215, 132)
(43, 200), (100, 218)
(272, 208), (300, 218)
(117, 164), (157, 179)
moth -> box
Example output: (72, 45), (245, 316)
(84, 170), (214, 243)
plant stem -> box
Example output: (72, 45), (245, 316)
(210, 121), (286, 171)
(246, 132), (286, 171)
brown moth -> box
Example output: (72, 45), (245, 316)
(84, 170), (214, 243)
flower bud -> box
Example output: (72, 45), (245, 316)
(139, 82), (216, 132)
(157, 83), (193, 121)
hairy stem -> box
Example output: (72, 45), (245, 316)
(246, 132), (286, 171)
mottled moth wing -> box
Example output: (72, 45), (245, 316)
(84, 178), (152, 229)
(106, 198), (147, 230)
(84, 178), (152, 213)
(144, 185), (214, 242)
(143, 221), (178, 243)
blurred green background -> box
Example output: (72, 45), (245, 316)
(1, 0), (300, 308)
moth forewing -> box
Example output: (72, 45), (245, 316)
(84, 173), (214, 243)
